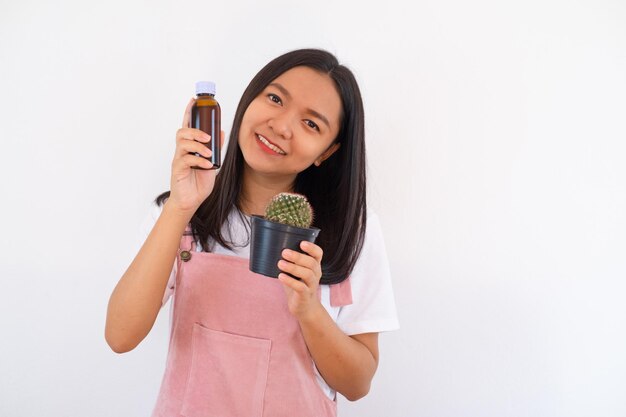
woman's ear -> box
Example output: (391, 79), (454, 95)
(314, 142), (341, 167)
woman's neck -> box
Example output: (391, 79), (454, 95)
(240, 166), (296, 216)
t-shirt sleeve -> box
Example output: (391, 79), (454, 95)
(335, 212), (400, 336)
(137, 202), (178, 307)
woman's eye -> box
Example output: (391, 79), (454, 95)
(268, 93), (282, 104)
(305, 120), (320, 131)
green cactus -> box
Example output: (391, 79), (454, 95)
(265, 192), (314, 228)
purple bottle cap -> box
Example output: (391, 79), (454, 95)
(195, 81), (216, 95)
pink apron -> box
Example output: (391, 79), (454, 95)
(151, 229), (353, 417)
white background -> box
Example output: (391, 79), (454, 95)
(1, 0), (625, 416)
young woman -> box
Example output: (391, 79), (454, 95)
(105, 48), (398, 417)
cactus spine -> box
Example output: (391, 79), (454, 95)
(265, 192), (314, 228)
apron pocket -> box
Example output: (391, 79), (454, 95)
(181, 323), (271, 417)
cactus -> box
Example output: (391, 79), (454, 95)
(265, 192), (314, 229)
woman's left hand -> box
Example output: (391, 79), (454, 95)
(277, 241), (324, 320)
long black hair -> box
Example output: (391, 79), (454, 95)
(157, 48), (366, 285)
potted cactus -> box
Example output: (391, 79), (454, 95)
(249, 192), (320, 278)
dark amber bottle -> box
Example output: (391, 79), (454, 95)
(191, 81), (221, 169)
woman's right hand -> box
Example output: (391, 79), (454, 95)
(167, 98), (224, 215)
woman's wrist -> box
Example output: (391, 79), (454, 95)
(162, 199), (196, 225)
(297, 298), (327, 328)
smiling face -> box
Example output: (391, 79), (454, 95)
(238, 66), (343, 182)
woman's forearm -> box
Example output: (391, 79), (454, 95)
(105, 201), (192, 353)
(298, 302), (379, 401)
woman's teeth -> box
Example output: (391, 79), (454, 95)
(257, 134), (286, 155)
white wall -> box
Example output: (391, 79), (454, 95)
(1, 0), (625, 416)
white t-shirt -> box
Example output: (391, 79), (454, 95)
(138, 202), (399, 399)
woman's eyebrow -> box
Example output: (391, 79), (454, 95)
(306, 108), (330, 129)
(268, 82), (331, 129)
(269, 82), (292, 99)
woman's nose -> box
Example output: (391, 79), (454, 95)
(267, 113), (293, 140)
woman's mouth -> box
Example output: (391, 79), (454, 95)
(256, 134), (286, 155)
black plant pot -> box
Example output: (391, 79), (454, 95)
(249, 215), (320, 278)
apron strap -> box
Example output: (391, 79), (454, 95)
(329, 277), (353, 307)
(175, 225), (197, 286)
(176, 225), (197, 272)
(180, 225), (197, 251)
(316, 278), (353, 307)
